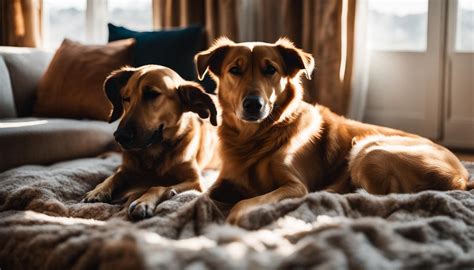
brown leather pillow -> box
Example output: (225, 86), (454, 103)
(34, 38), (135, 121)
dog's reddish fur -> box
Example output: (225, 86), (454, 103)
(83, 65), (219, 220)
(195, 38), (471, 225)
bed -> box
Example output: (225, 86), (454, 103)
(0, 153), (473, 269)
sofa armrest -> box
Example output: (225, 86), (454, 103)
(0, 118), (119, 172)
(0, 56), (16, 118)
(0, 47), (53, 117)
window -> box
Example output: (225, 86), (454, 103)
(42, 0), (87, 49)
(108, 0), (153, 31)
(42, 0), (153, 49)
(456, 0), (474, 51)
(367, 0), (428, 51)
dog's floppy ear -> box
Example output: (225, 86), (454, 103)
(195, 37), (234, 80)
(104, 68), (134, 123)
(177, 82), (218, 126)
(275, 38), (315, 80)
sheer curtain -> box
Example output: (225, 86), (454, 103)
(347, 0), (370, 121)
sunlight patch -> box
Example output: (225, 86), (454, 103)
(142, 231), (215, 250)
(24, 211), (105, 226)
(275, 215), (344, 235)
(0, 120), (48, 128)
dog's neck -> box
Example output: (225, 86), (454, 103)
(123, 114), (194, 171)
(162, 113), (193, 143)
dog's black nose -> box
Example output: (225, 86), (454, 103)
(114, 128), (134, 146)
(243, 95), (264, 114)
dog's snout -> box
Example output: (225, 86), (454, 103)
(243, 95), (264, 114)
(114, 128), (135, 147)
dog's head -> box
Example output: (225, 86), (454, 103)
(195, 37), (314, 123)
(104, 65), (217, 150)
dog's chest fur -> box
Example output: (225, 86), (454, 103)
(124, 140), (181, 173)
(217, 103), (331, 194)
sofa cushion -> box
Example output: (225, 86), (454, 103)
(0, 47), (53, 117)
(108, 23), (203, 83)
(0, 118), (119, 172)
(34, 38), (135, 121)
(0, 56), (16, 118)
(108, 24), (216, 93)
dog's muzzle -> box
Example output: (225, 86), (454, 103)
(114, 128), (134, 148)
(242, 95), (266, 122)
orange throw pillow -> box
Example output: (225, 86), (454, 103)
(34, 38), (135, 121)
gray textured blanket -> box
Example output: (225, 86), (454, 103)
(0, 153), (473, 269)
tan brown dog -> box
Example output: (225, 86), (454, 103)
(195, 37), (472, 225)
(83, 65), (219, 220)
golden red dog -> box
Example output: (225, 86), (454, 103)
(83, 65), (219, 220)
(195, 37), (472, 225)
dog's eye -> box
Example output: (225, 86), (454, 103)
(122, 96), (130, 103)
(229, 66), (242, 76)
(263, 65), (277, 76)
(143, 88), (161, 101)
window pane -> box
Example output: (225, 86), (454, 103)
(108, 0), (153, 31)
(42, 0), (86, 49)
(456, 0), (474, 51)
(368, 0), (428, 51)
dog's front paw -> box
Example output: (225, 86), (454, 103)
(127, 187), (178, 220)
(226, 210), (242, 225)
(226, 201), (254, 226)
(82, 186), (112, 203)
(128, 199), (156, 220)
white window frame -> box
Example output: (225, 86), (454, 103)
(442, 0), (474, 148)
(85, 0), (108, 44)
(362, 0), (445, 139)
(42, 0), (153, 48)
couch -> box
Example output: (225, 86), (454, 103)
(0, 46), (118, 172)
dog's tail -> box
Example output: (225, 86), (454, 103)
(466, 178), (474, 190)
(457, 167), (474, 191)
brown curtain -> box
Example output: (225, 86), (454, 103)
(281, 0), (356, 115)
(152, 0), (239, 46)
(0, 0), (43, 47)
(152, 0), (356, 115)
